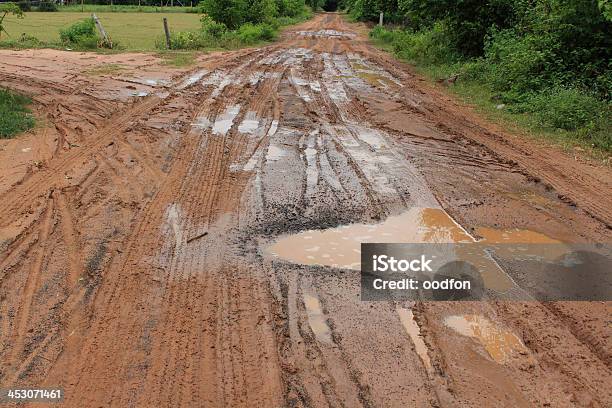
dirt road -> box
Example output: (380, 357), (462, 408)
(0, 13), (610, 407)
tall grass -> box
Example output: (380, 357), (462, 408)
(0, 88), (35, 139)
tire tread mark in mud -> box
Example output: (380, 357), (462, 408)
(54, 190), (82, 287)
(9, 196), (55, 364)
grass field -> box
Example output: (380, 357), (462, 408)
(58, 5), (195, 13)
(2, 12), (202, 50)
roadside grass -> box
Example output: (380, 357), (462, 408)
(0, 88), (35, 139)
(1, 12), (201, 50)
(157, 51), (197, 67)
(83, 63), (126, 76)
(370, 30), (612, 162)
(57, 5), (194, 13)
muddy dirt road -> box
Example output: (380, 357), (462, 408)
(1, 13), (611, 407)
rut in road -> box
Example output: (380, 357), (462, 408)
(0, 12), (611, 408)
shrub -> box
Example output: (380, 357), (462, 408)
(37, 1), (57, 12)
(199, 0), (248, 29)
(60, 18), (99, 49)
(167, 31), (207, 50)
(276, 0), (304, 17)
(515, 87), (609, 131)
(0, 88), (35, 139)
(17, 1), (31, 12)
(237, 22), (276, 44)
(276, 5), (312, 26)
(482, 29), (555, 99)
(370, 22), (458, 66)
(201, 14), (227, 39)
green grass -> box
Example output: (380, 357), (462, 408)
(57, 5), (195, 13)
(0, 88), (35, 139)
(157, 51), (197, 67)
(2, 12), (201, 50)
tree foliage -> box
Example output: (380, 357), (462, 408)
(199, 0), (283, 28)
(0, 2), (24, 39)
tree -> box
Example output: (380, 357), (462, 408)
(200, 0), (249, 29)
(0, 2), (24, 39)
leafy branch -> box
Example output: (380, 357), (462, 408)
(0, 3), (24, 39)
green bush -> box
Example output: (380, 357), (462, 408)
(237, 22), (276, 44)
(17, 1), (31, 12)
(60, 18), (99, 49)
(201, 14), (227, 38)
(37, 1), (57, 12)
(165, 31), (207, 50)
(370, 22), (459, 65)
(276, 4), (312, 25)
(514, 87), (610, 132)
(276, 0), (305, 17)
(0, 88), (35, 139)
(199, 0), (279, 29)
(481, 30), (555, 100)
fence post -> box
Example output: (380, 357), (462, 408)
(163, 17), (171, 50)
(379, 12), (384, 26)
(92, 13), (112, 48)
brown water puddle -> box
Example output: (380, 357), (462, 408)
(303, 293), (333, 345)
(444, 315), (527, 363)
(350, 61), (401, 89)
(266, 208), (472, 270)
(397, 307), (433, 373)
(356, 71), (397, 89)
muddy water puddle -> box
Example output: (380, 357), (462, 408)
(444, 315), (527, 363)
(267, 207), (472, 270)
(267, 205), (562, 271)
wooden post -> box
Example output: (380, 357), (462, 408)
(379, 12), (384, 26)
(81, 0), (84, 12)
(92, 13), (112, 48)
(163, 17), (171, 49)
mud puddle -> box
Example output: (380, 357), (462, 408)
(397, 307), (432, 373)
(444, 315), (527, 363)
(267, 205), (562, 267)
(303, 293), (333, 345)
(266, 207), (473, 270)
